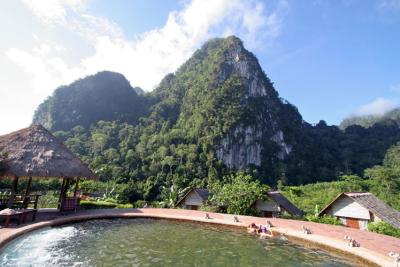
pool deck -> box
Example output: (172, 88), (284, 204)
(0, 208), (399, 266)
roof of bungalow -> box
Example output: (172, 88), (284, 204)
(176, 188), (210, 207)
(264, 191), (304, 216)
(319, 192), (400, 229)
(0, 124), (96, 179)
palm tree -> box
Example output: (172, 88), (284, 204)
(160, 184), (190, 208)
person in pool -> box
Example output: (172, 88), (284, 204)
(259, 223), (273, 237)
(247, 223), (258, 234)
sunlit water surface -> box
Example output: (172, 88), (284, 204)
(0, 219), (363, 266)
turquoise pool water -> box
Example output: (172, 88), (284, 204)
(0, 219), (363, 266)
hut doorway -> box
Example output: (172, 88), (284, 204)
(346, 218), (360, 229)
(261, 211), (273, 217)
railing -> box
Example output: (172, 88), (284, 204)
(0, 194), (41, 209)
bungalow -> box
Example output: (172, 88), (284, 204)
(319, 192), (400, 230)
(253, 191), (304, 218)
(176, 188), (210, 210)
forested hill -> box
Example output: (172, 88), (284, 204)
(33, 71), (150, 131)
(145, 36), (304, 182)
(32, 36), (400, 191)
(340, 108), (400, 129)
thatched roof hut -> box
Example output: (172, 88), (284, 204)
(0, 124), (96, 179)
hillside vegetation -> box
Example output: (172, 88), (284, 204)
(32, 36), (400, 205)
(281, 142), (400, 213)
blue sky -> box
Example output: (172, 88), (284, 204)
(0, 0), (400, 134)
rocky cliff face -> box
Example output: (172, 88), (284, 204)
(33, 36), (303, 176)
(32, 36), (400, 185)
(206, 37), (297, 169)
(216, 125), (263, 169)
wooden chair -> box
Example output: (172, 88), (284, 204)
(60, 197), (78, 212)
(20, 209), (37, 223)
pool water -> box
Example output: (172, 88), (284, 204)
(0, 219), (363, 266)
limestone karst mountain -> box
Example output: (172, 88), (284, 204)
(33, 36), (400, 185)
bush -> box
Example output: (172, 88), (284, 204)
(115, 182), (142, 204)
(279, 213), (304, 221)
(132, 200), (162, 208)
(101, 197), (118, 204)
(132, 200), (147, 208)
(79, 200), (134, 209)
(199, 203), (221, 213)
(368, 221), (400, 238)
(79, 200), (117, 209)
(116, 203), (133, 209)
(306, 215), (343, 225)
(37, 191), (59, 208)
(79, 180), (107, 194)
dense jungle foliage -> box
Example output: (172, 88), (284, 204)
(281, 142), (400, 213)
(31, 36), (400, 209)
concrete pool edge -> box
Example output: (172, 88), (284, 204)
(0, 208), (398, 267)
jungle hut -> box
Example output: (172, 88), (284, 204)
(0, 124), (97, 211)
(319, 192), (400, 230)
(176, 188), (210, 210)
(252, 191), (304, 218)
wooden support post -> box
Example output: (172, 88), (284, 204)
(58, 177), (66, 210)
(65, 179), (70, 197)
(7, 176), (19, 208)
(73, 177), (80, 197)
(23, 176), (33, 209)
(24, 177), (32, 198)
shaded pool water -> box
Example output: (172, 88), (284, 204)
(0, 219), (363, 266)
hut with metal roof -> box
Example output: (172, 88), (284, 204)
(319, 192), (400, 230)
(0, 124), (97, 211)
(176, 188), (210, 210)
(252, 191), (304, 218)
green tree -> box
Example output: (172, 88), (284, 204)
(160, 184), (190, 208)
(210, 172), (268, 215)
(364, 166), (400, 210)
(383, 142), (400, 168)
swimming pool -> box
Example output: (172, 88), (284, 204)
(0, 218), (365, 266)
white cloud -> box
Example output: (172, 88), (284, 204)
(355, 97), (398, 116)
(6, 42), (81, 95)
(22, 0), (87, 24)
(11, 0), (287, 92)
(78, 0), (287, 90)
(1, 0), (287, 134)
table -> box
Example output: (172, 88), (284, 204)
(0, 209), (37, 227)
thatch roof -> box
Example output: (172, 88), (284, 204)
(319, 192), (400, 229)
(266, 191), (304, 216)
(0, 125), (96, 179)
